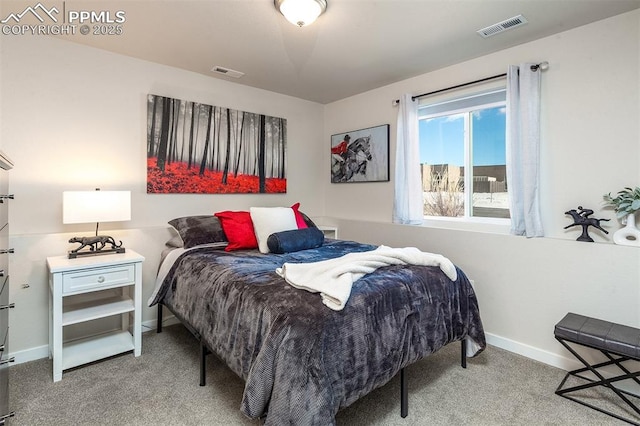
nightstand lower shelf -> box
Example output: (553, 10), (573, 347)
(63, 295), (134, 326)
(62, 330), (134, 371)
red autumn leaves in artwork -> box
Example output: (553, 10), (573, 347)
(147, 158), (286, 194)
(147, 95), (287, 194)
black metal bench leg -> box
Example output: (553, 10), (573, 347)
(400, 368), (408, 418)
(555, 337), (640, 422)
(157, 303), (163, 333)
(461, 338), (467, 369)
(200, 341), (208, 386)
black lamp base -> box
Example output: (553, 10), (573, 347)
(67, 235), (125, 259)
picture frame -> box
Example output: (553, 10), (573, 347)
(147, 94), (287, 194)
(330, 124), (390, 183)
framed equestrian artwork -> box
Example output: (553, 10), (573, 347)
(331, 124), (389, 183)
(147, 94), (287, 194)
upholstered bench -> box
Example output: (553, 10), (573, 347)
(555, 313), (640, 425)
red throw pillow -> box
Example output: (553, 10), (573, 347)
(291, 203), (308, 229)
(214, 211), (258, 251)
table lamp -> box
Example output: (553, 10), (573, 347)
(63, 189), (131, 259)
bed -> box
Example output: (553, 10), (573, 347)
(149, 213), (486, 425)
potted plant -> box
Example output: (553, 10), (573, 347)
(603, 186), (640, 219)
(603, 186), (640, 246)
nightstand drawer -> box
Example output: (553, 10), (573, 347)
(62, 264), (135, 294)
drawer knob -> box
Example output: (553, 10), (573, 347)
(0, 412), (15, 424)
(0, 356), (14, 366)
(97, 276), (105, 283)
(0, 249), (14, 255)
(0, 194), (13, 204)
(0, 303), (15, 310)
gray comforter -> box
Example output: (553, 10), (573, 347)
(150, 239), (485, 425)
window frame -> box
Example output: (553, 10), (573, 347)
(418, 87), (511, 231)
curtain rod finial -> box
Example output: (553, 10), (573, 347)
(531, 61), (549, 72)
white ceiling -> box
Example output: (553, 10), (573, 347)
(35, 0), (640, 103)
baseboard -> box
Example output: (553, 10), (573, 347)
(140, 314), (181, 333)
(485, 332), (581, 371)
(9, 315), (181, 365)
(9, 344), (50, 365)
(486, 333), (640, 397)
(9, 325), (582, 371)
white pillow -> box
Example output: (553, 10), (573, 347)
(250, 207), (298, 253)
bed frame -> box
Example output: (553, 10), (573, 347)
(157, 301), (468, 419)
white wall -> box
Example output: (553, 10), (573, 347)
(323, 10), (640, 368)
(2, 10), (639, 370)
(0, 36), (325, 360)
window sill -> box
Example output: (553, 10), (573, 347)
(421, 216), (511, 234)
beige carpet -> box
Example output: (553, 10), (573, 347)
(9, 324), (634, 425)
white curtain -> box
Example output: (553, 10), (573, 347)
(393, 94), (423, 225)
(506, 64), (544, 237)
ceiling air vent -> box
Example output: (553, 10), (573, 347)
(477, 15), (528, 38)
(211, 66), (244, 78)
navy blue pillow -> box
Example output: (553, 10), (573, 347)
(267, 227), (324, 254)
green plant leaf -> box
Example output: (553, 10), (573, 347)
(604, 186), (640, 213)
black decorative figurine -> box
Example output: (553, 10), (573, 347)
(564, 206), (610, 242)
(68, 235), (124, 258)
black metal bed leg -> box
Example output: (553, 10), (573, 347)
(461, 338), (467, 369)
(200, 341), (208, 386)
(400, 368), (408, 418)
(156, 303), (163, 333)
(398, 340), (467, 419)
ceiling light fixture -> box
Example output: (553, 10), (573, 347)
(275, 0), (327, 27)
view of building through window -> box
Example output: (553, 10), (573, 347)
(419, 90), (509, 220)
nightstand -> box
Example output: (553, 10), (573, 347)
(317, 225), (338, 239)
(47, 250), (144, 382)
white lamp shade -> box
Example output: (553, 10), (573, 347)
(277, 0), (326, 27)
(63, 191), (131, 224)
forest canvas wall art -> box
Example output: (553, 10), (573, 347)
(147, 94), (287, 194)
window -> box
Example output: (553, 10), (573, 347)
(418, 89), (509, 220)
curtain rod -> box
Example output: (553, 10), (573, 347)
(410, 73), (506, 101)
(393, 61), (548, 105)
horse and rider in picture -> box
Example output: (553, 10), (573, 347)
(331, 134), (373, 182)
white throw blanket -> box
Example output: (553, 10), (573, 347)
(275, 245), (457, 311)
